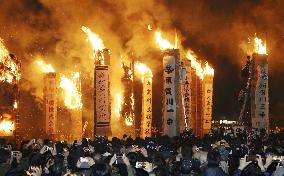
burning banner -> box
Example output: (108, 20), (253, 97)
(82, 25), (112, 136)
(135, 63), (153, 138)
(186, 51), (214, 136)
(251, 37), (269, 131)
(202, 64), (214, 134)
(36, 60), (57, 136)
(155, 31), (180, 137)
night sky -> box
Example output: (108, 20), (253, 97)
(0, 0), (283, 128)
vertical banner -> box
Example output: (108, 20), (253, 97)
(180, 60), (191, 132)
(44, 73), (57, 135)
(163, 55), (177, 137)
(95, 65), (111, 136)
(141, 76), (152, 138)
(202, 76), (213, 134)
(254, 54), (269, 131)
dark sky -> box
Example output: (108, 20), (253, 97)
(0, 0), (283, 126)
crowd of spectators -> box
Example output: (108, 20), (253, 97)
(0, 128), (283, 176)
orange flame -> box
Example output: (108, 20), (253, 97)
(125, 115), (134, 126)
(0, 38), (21, 83)
(35, 60), (55, 73)
(155, 31), (175, 50)
(0, 120), (14, 133)
(0, 38), (9, 59)
(186, 50), (214, 79)
(116, 94), (122, 115)
(147, 24), (152, 31)
(124, 93), (135, 126)
(81, 26), (105, 51)
(204, 62), (214, 75)
(59, 72), (82, 109)
(13, 101), (18, 109)
(187, 51), (204, 79)
(134, 63), (153, 82)
(254, 37), (267, 54)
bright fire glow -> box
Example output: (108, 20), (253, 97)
(125, 115), (133, 126)
(59, 72), (82, 109)
(35, 60), (55, 73)
(155, 31), (175, 50)
(134, 63), (153, 82)
(0, 38), (21, 83)
(124, 93), (134, 126)
(186, 50), (214, 79)
(204, 62), (214, 75)
(187, 51), (204, 79)
(128, 69), (134, 81)
(0, 120), (14, 133)
(13, 101), (18, 109)
(130, 93), (134, 115)
(254, 37), (267, 54)
(116, 94), (122, 115)
(147, 25), (152, 31)
(81, 26), (105, 51)
(0, 39), (9, 59)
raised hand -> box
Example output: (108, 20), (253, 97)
(264, 154), (273, 170)
(109, 154), (116, 166)
(256, 154), (265, 172)
(122, 154), (130, 166)
(238, 155), (252, 170)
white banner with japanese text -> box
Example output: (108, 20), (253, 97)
(202, 77), (213, 132)
(180, 61), (191, 131)
(162, 56), (177, 137)
(141, 76), (152, 138)
(255, 63), (269, 130)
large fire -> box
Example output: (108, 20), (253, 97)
(0, 38), (21, 83)
(155, 31), (175, 50)
(116, 92), (134, 127)
(254, 37), (267, 54)
(186, 50), (214, 79)
(81, 26), (106, 65)
(81, 26), (105, 51)
(116, 94), (122, 115)
(134, 63), (153, 82)
(125, 115), (133, 126)
(35, 60), (55, 73)
(59, 72), (82, 109)
(0, 120), (15, 133)
(204, 62), (214, 75)
(187, 51), (204, 79)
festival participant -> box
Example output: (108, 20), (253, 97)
(202, 149), (228, 176)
